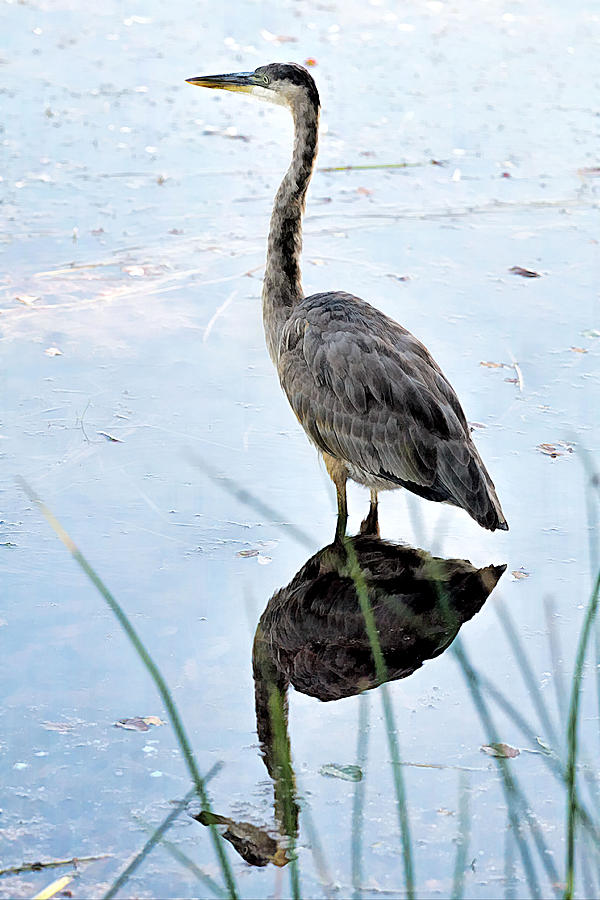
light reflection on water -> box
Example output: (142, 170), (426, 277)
(1, 0), (599, 897)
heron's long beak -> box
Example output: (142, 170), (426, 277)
(185, 72), (256, 94)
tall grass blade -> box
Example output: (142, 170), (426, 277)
(574, 449), (600, 751)
(451, 772), (470, 900)
(579, 833), (597, 900)
(565, 567), (600, 899)
(351, 693), (370, 900)
(268, 687), (301, 900)
(428, 542), (559, 895)
(297, 797), (336, 899)
(134, 817), (227, 899)
(104, 787), (224, 900)
(188, 453), (313, 549)
(343, 536), (415, 900)
(478, 671), (600, 849)
(504, 822), (517, 900)
(495, 603), (559, 749)
(452, 640), (542, 899)
(18, 478), (239, 900)
(544, 597), (568, 724)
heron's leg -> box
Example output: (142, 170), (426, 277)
(334, 478), (348, 543)
(322, 453), (348, 543)
(360, 489), (379, 537)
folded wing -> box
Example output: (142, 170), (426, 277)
(277, 291), (507, 531)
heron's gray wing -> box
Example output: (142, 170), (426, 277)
(278, 292), (506, 530)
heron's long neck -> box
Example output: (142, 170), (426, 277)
(262, 98), (319, 363)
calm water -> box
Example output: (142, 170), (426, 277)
(1, 0), (599, 897)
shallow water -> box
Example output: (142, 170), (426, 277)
(1, 1), (599, 897)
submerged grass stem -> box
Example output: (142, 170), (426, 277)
(18, 478), (238, 900)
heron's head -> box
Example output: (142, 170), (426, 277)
(186, 63), (320, 114)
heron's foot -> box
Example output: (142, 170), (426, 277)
(359, 503), (379, 537)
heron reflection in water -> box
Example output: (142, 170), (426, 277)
(193, 534), (505, 867)
(186, 64), (508, 540)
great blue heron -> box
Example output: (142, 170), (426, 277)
(186, 64), (508, 539)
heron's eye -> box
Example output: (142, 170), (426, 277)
(262, 74), (270, 85)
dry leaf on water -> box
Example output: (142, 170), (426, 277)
(480, 360), (507, 368)
(509, 265), (540, 278)
(114, 715), (165, 732)
(537, 442), (574, 458)
(481, 742), (520, 759)
(511, 567), (530, 580)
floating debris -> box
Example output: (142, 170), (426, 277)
(511, 567), (530, 580)
(535, 737), (555, 756)
(203, 125), (250, 142)
(44, 347), (62, 357)
(41, 721), (76, 733)
(97, 431), (123, 443)
(320, 763), (363, 782)
(509, 265), (541, 278)
(537, 442), (574, 458)
(15, 294), (40, 306)
(114, 715), (165, 732)
(260, 28), (298, 43)
(481, 742), (520, 759)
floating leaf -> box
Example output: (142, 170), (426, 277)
(511, 567), (530, 580)
(569, 346), (588, 354)
(480, 360), (507, 368)
(509, 265), (540, 278)
(481, 742), (520, 759)
(304, 57), (318, 67)
(320, 763), (363, 782)
(237, 548), (260, 558)
(537, 442), (574, 458)
(115, 716), (165, 732)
